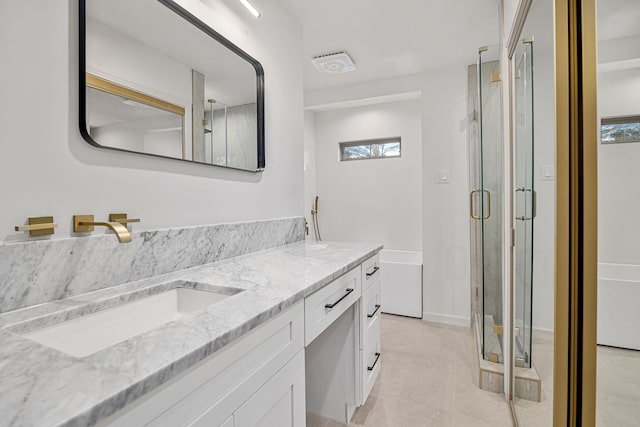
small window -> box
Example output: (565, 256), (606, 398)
(339, 137), (401, 161)
(601, 115), (640, 144)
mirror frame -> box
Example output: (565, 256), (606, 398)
(78, 0), (266, 172)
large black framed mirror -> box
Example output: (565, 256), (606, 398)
(79, 0), (265, 172)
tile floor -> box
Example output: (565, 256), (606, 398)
(307, 314), (514, 427)
(512, 329), (640, 427)
(596, 345), (640, 426)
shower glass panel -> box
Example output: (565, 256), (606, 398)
(205, 99), (228, 166)
(470, 45), (504, 363)
(513, 39), (534, 368)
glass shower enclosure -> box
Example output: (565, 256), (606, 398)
(469, 45), (504, 363)
(513, 39), (535, 368)
(204, 99), (228, 166)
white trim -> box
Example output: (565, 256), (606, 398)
(598, 262), (640, 281)
(422, 312), (471, 327)
(305, 91), (422, 112)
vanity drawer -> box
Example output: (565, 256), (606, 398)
(361, 316), (381, 404)
(304, 268), (361, 346)
(361, 254), (381, 293)
(360, 280), (381, 349)
(100, 303), (304, 427)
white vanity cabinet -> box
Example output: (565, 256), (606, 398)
(99, 303), (305, 427)
(359, 254), (382, 404)
(98, 252), (381, 427)
(304, 268), (361, 345)
(305, 254), (382, 422)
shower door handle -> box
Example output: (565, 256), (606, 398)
(470, 189), (491, 220)
(515, 189), (536, 221)
(470, 190), (482, 220)
(483, 190), (491, 219)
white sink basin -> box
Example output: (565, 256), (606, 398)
(24, 285), (237, 357)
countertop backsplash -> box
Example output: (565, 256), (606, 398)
(0, 217), (305, 313)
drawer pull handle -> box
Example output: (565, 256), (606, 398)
(325, 288), (354, 309)
(367, 304), (381, 318)
(368, 352), (381, 371)
(366, 266), (380, 277)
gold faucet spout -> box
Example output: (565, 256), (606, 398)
(73, 215), (132, 243)
(84, 221), (131, 243)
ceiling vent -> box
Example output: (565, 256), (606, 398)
(311, 51), (356, 74)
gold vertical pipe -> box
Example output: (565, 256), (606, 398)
(554, 0), (598, 425)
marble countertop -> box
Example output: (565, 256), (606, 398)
(0, 240), (382, 427)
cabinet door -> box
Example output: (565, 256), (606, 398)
(234, 351), (305, 427)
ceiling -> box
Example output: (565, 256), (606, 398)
(279, 0), (500, 92)
(597, 0), (640, 41)
(87, 87), (177, 128)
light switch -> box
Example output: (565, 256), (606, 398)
(435, 169), (450, 184)
(541, 165), (554, 181)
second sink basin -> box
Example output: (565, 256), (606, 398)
(22, 282), (242, 357)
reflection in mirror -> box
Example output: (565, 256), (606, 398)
(80, 0), (264, 171)
(87, 75), (185, 159)
(596, 0), (640, 425)
(510, 0), (555, 425)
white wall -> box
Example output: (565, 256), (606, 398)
(420, 67), (471, 326)
(92, 115), (183, 156)
(303, 111), (318, 239)
(306, 68), (471, 325)
(313, 100), (422, 251)
(597, 62), (640, 349)
(598, 67), (640, 265)
(0, 0), (303, 242)
(531, 47), (556, 332)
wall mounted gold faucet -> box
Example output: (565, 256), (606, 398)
(14, 216), (58, 237)
(73, 215), (131, 243)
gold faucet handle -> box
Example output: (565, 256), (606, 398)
(15, 216), (57, 236)
(109, 213), (141, 226)
(74, 215), (96, 232)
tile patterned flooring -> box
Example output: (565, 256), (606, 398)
(307, 314), (514, 427)
(513, 329), (640, 427)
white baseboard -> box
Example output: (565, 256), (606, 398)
(422, 312), (471, 327)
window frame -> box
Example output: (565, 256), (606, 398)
(338, 137), (402, 162)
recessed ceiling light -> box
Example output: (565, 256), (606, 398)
(238, 0), (261, 18)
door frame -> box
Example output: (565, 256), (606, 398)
(553, 0), (598, 425)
